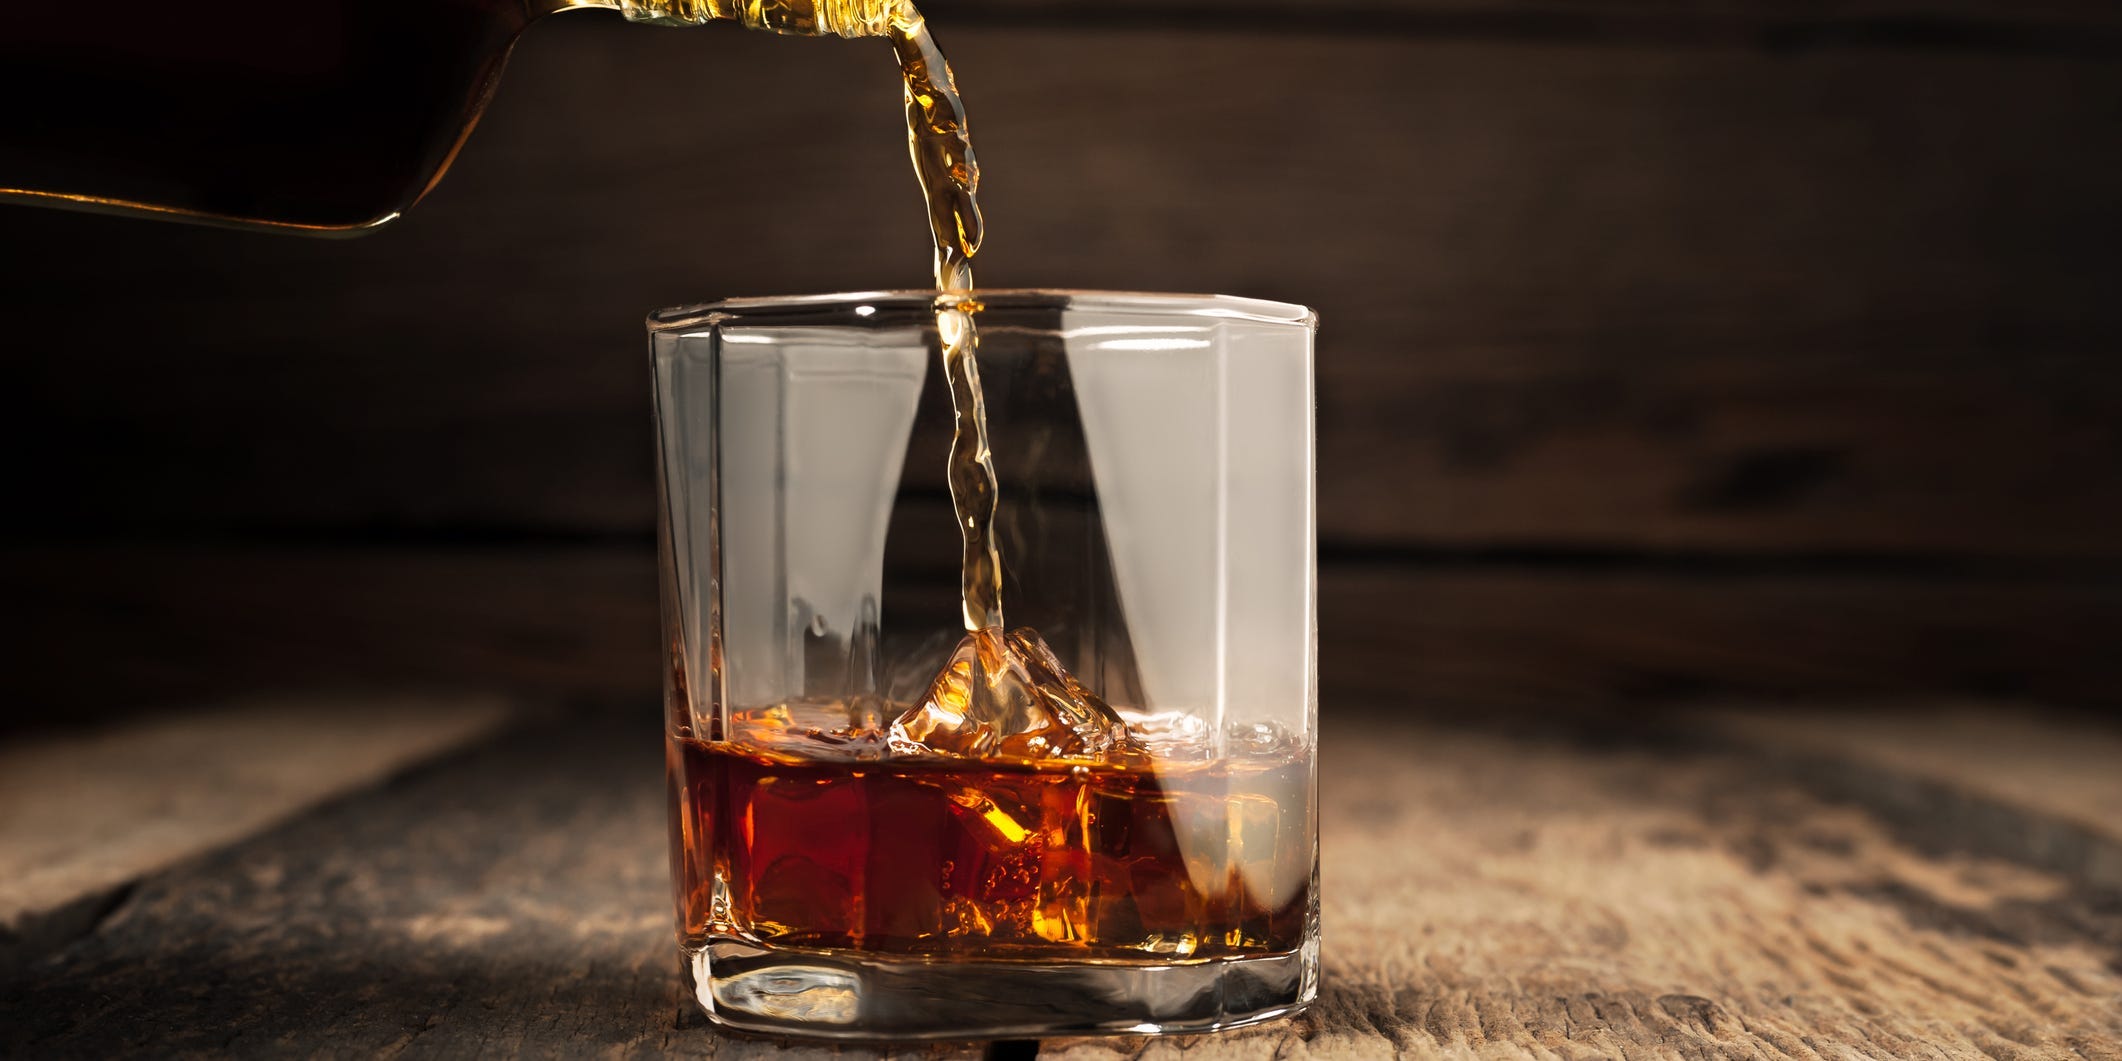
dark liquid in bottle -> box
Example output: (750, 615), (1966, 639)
(0, 0), (532, 232)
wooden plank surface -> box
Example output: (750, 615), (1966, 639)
(0, 547), (661, 726)
(3, 19), (2118, 559)
(1715, 705), (2122, 887)
(949, 0), (2122, 28)
(1321, 564), (2122, 709)
(942, 0), (2122, 55)
(8, 546), (2122, 729)
(6, 704), (2121, 1057)
(0, 696), (511, 970)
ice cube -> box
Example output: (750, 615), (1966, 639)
(888, 626), (1132, 761)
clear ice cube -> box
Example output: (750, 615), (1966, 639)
(888, 626), (1132, 761)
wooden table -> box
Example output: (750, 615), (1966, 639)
(6, 698), (2121, 1058)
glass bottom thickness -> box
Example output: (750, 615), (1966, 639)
(683, 937), (1319, 1041)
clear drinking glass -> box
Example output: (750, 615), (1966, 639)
(651, 290), (1318, 1040)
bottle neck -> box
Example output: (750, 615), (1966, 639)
(541, 0), (906, 37)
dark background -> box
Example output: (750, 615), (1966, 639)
(6, 1), (2121, 729)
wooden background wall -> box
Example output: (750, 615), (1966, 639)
(5, 1), (2120, 725)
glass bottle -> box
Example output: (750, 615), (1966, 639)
(0, 0), (903, 235)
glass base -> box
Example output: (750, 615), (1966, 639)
(683, 937), (1319, 1041)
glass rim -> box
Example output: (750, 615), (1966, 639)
(647, 289), (1317, 333)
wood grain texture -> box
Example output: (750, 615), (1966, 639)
(1047, 713), (2122, 1060)
(1320, 564), (2122, 710)
(6, 707), (2121, 1057)
(2, 18), (2118, 558)
(0, 695), (511, 970)
(7, 546), (2121, 727)
(947, 0), (2122, 26)
(940, 0), (2122, 56)
(0, 547), (662, 726)
(1716, 705), (2122, 888)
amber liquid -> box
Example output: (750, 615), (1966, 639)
(887, 7), (1001, 630)
(672, 709), (1313, 959)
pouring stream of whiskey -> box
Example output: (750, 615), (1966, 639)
(888, 5), (1001, 633)
(882, 4), (1130, 761)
